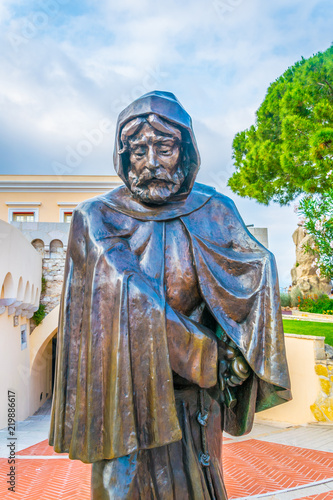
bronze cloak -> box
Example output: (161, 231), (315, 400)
(49, 182), (291, 464)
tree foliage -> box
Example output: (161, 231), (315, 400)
(228, 45), (333, 205)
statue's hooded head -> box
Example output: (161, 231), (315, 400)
(114, 91), (200, 204)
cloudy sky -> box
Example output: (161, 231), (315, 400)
(0, 0), (332, 287)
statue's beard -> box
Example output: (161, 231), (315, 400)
(128, 164), (185, 204)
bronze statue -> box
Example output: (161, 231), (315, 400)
(49, 91), (291, 499)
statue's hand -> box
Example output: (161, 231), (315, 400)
(218, 339), (251, 389)
(216, 339), (251, 409)
(228, 356), (251, 387)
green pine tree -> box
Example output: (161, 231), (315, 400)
(228, 45), (333, 205)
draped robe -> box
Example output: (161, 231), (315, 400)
(49, 182), (291, 468)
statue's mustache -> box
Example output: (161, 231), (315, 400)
(136, 168), (177, 186)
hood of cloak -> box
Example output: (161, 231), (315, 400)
(113, 90), (201, 201)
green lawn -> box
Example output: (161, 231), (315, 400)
(283, 319), (333, 347)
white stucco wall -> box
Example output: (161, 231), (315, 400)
(0, 221), (43, 428)
(0, 313), (31, 428)
(0, 220), (42, 315)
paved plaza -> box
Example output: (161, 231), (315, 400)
(1, 400), (333, 500)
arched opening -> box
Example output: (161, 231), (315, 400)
(31, 239), (45, 257)
(3, 272), (15, 298)
(30, 330), (57, 415)
(0, 273), (16, 306)
(29, 305), (59, 414)
(23, 281), (30, 304)
(30, 284), (35, 304)
(17, 276), (25, 301)
(50, 239), (63, 259)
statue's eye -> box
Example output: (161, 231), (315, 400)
(159, 148), (172, 155)
(133, 148), (146, 158)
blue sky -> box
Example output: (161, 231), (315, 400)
(1, 0), (333, 287)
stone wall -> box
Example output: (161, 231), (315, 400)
(41, 253), (66, 314)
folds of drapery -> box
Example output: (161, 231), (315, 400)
(50, 204), (219, 463)
(50, 189), (291, 462)
(181, 192), (291, 434)
(49, 208), (183, 463)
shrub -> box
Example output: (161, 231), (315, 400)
(33, 304), (47, 325)
(298, 293), (333, 314)
(280, 293), (291, 307)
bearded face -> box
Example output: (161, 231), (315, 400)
(121, 117), (186, 204)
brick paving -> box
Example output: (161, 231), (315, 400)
(17, 440), (67, 457)
(223, 439), (333, 498)
(0, 457), (90, 499)
(1, 435), (333, 499)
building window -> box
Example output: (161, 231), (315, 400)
(21, 325), (27, 350)
(12, 212), (35, 222)
(63, 212), (73, 223)
(59, 208), (73, 223)
(8, 208), (39, 223)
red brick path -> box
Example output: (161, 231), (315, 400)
(223, 439), (333, 498)
(0, 438), (332, 499)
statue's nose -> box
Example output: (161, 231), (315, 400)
(147, 148), (159, 169)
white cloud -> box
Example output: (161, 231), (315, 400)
(0, 0), (332, 286)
